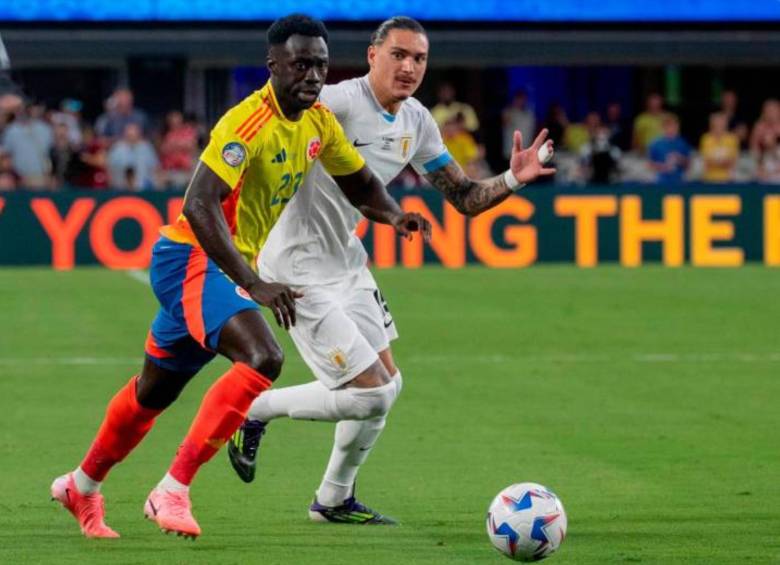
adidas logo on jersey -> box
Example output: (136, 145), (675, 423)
(271, 148), (287, 164)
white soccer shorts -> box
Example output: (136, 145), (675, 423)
(287, 270), (398, 389)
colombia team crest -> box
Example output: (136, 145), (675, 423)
(306, 137), (322, 161)
(222, 142), (247, 167)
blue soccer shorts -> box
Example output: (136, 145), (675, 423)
(144, 237), (259, 375)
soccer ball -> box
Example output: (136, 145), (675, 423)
(486, 482), (567, 561)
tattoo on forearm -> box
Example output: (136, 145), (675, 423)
(425, 162), (511, 216)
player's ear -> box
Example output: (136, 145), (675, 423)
(267, 56), (277, 76)
(366, 45), (376, 69)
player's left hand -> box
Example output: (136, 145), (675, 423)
(391, 212), (432, 242)
(509, 128), (556, 185)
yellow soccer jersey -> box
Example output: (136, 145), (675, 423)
(161, 80), (365, 264)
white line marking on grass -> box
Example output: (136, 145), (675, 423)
(634, 353), (780, 363)
(1, 352), (777, 368)
(407, 352), (780, 364)
(635, 353), (680, 362)
(0, 357), (141, 366)
(126, 269), (150, 286)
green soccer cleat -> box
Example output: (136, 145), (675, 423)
(308, 494), (398, 525)
(227, 420), (267, 483)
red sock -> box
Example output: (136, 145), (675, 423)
(169, 362), (273, 486)
(80, 376), (162, 481)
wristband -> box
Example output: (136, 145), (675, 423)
(503, 169), (526, 192)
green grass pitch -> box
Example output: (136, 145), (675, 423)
(0, 266), (778, 564)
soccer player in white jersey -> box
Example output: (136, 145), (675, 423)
(228, 16), (555, 524)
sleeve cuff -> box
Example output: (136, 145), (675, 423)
(422, 151), (453, 173)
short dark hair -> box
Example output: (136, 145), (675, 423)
(267, 14), (328, 46)
(370, 16), (427, 46)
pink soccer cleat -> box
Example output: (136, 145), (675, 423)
(50, 473), (120, 538)
(144, 488), (201, 539)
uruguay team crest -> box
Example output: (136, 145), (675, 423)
(400, 135), (413, 159)
(222, 142), (246, 167)
(329, 349), (348, 372)
(307, 137), (322, 161)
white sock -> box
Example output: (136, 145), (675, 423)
(157, 472), (189, 492)
(316, 371), (402, 507)
(317, 416), (387, 507)
(248, 379), (396, 423)
(73, 466), (101, 494)
(249, 380), (336, 422)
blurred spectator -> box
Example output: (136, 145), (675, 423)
(159, 110), (199, 188)
(749, 99), (780, 157)
(605, 102), (630, 150)
(467, 144), (493, 180)
(95, 88), (149, 141)
(564, 111), (601, 153)
(580, 125), (622, 184)
(50, 98), (84, 146)
(719, 89), (748, 145)
(0, 86), (24, 121)
(431, 82), (479, 133)
(542, 103), (568, 147)
(632, 93), (667, 154)
(619, 153), (658, 184)
(1, 103), (53, 189)
(700, 112), (739, 183)
(502, 90), (535, 163)
(71, 127), (109, 189)
(648, 114), (691, 185)
(28, 101), (48, 123)
(756, 130), (780, 184)
(8, 80), (780, 190)
(442, 113), (479, 170)
(0, 92), (23, 132)
(49, 121), (80, 188)
(107, 123), (159, 190)
(0, 149), (19, 191)
(185, 112), (208, 148)
(0, 93), (23, 118)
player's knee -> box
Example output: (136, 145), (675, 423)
(346, 380), (397, 420)
(242, 345), (284, 380)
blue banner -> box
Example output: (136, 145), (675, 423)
(1, 0), (778, 22)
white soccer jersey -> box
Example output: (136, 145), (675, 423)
(258, 75), (452, 286)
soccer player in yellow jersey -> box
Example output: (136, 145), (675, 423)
(51, 14), (430, 540)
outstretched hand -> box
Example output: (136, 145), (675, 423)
(509, 128), (556, 185)
(391, 212), (432, 242)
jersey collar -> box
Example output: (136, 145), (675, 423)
(262, 80), (287, 121)
(361, 74), (402, 123)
